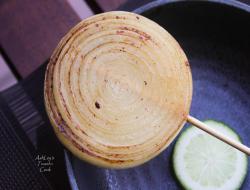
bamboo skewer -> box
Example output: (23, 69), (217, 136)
(187, 115), (250, 156)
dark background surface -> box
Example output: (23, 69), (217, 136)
(70, 1), (250, 189)
(0, 0), (249, 78)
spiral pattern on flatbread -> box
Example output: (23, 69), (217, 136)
(44, 11), (192, 168)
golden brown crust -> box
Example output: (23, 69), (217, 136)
(44, 11), (192, 168)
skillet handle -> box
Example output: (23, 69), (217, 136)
(187, 115), (250, 156)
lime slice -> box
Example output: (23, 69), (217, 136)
(173, 120), (248, 190)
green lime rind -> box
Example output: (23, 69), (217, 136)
(173, 120), (248, 190)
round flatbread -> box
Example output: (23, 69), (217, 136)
(44, 11), (192, 168)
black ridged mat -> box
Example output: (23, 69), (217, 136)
(0, 63), (70, 190)
(0, 95), (52, 190)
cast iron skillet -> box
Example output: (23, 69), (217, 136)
(65, 0), (250, 189)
